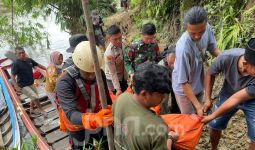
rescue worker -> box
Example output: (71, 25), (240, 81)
(172, 6), (221, 117)
(124, 22), (160, 82)
(56, 41), (113, 150)
(113, 62), (178, 150)
(104, 25), (128, 96)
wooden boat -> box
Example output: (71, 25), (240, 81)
(0, 58), (70, 150)
(0, 76), (21, 149)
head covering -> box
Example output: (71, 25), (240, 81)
(244, 38), (255, 65)
(66, 34), (88, 53)
(72, 41), (103, 72)
(50, 51), (62, 65)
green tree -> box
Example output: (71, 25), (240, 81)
(0, 0), (116, 48)
(204, 0), (255, 50)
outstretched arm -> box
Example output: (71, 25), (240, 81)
(202, 88), (254, 123)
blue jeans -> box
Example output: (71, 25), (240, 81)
(209, 92), (255, 142)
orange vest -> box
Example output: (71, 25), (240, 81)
(57, 80), (102, 132)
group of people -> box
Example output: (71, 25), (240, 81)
(10, 5), (255, 150)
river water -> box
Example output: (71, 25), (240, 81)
(0, 14), (71, 67)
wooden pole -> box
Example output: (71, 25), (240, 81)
(80, 0), (114, 150)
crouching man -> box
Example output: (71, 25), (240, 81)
(56, 41), (112, 150)
(202, 38), (255, 150)
(113, 62), (178, 150)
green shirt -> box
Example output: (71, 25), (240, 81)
(113, 93), (168, 150)
(124, 39), (159, 75)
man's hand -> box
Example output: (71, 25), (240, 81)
(82, 106), (113, 130)
(116, 90), (122, 96)
(201, 114), (215, 124)
(203, 99), (212, 114)
(195, 104), (204, 117)
(168, 131), (179, 143)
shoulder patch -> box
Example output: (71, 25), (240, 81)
(107, 55), (114, 61)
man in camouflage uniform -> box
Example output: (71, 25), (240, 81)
(124, 23), (160, 80)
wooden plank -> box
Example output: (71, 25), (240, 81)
(0, 107), (7, 116)
(0, 111), (9, 126)
(52, 137), (71, 150)
(19, 94), (28, 101)
(40, 119), (59, 134)
(0, 127), (4, 148)
(44, 106), (55, 113)
(34, 110), (57, 122)
(25, 100), (51, 113)
(45, 130), (68, 144)
(34, 111), (58, 127)
(2, 120), (11, 136)
(2, 128), (12, 147)
(22, 96), (48, 106)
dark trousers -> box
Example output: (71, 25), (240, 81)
(106, 79), (128, 94)
(69, 128), (108, 150)
(160, 90), (180, 114)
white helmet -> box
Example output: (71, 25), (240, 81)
(72, 41), (103, 72)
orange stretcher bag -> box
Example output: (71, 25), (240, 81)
(109, 86), (133, 103)
(161, 114), (204, 150)
(110, 86), (161, 114)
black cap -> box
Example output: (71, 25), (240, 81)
(66, 34), (88, 53)
(244, 38), (255, 65)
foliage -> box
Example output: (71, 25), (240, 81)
(20, 135), (38, 150)
(129, 0), (182, 43)
(0, 0), (116, 48)
(0, 1), (47, 48)
(131, 0), (180, 22)
(204, 0), (255, 50)
(83, 138), (106, 150)
(2, 0), (116, 34)
(130, 0), (255, 49)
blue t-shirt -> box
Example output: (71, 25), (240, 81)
(172, 24), (217, 95)
(210, 48), (255, 97)
(11, 58), (38, 87)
